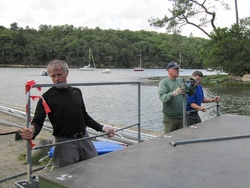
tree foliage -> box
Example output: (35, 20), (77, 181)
(203, 17), (250, 76)
(149, 0), (229, 39)
(0, 22), (207, 69)
(149, 0), (250, 76)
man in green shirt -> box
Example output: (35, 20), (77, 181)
(158, 61), (187, 134)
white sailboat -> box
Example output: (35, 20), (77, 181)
(134, 51), (144, 71)
(79, 48), (96, 71)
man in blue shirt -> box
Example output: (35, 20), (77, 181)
(186, 71), (221, 126)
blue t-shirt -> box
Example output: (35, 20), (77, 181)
(186, 85), (204, 111)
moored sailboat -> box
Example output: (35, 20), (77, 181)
(79, 48), (96, 71)
(134, 51), (144, 71)
(179, 53), (184, 72)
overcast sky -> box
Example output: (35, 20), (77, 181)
(0, 0), (250, 38)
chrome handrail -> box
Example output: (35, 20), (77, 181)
(25, 81), (142, 183)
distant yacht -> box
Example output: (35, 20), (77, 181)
(79, 48), (96, 71)
(179, 53), (184, 72)
(134, 51), (144, 71)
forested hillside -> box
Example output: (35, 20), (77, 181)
(0, 23), (208, 69)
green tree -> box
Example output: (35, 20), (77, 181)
(148, 0), (229, 39)
(0, 29), (15, 64)
(204, 17), (250, 76)
(148, 0), (250, 75)
(0, 23), (208, 69)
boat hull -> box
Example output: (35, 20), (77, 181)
(133, 68), (144, 71)
(79, 67), (95, 71)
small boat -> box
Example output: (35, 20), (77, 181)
(41, 69), (48, 76)
(134, 51), (144, 71)
(79, 48), (96, 71)
(134, 67), (144, 71)
(79, 65), (95, 71)
(102, 69), (111, 74)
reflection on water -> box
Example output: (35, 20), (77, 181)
(0, 68), (249, 132)
(215, 89), (250, 116)
(199, 86), (250, 126)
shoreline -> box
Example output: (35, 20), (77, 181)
(1, 65), (250, 84)
(146, 75), (250, 89)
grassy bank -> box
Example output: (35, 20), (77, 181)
(202, 75), (250, 89)
(146, 74), (250, 89)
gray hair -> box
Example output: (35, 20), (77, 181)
(47, 60), (69, 75)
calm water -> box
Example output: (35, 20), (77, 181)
(1, 68), (250, 132)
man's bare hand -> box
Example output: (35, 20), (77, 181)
(20, 126), (35, 140)
(103, 126), (115, 137)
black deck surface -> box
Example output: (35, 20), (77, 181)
(39, 114), (250, 188)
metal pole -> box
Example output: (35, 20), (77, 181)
(33, 124), (139, 150)
(216, 80), (220, 117)
(26, 91), (32, 183)
(235, 0), (239, 25)
(137, 83), (141, 143)
(169, 134), (250, 147)
(182, 79), (186, 128)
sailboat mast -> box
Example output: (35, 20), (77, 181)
(140, 51), (142, 68)
(90, 48), (96, 68)
(179, 53), (181, 67)
(89, 48), (91, 65)
(133, 50), (144, 71)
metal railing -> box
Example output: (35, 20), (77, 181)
(1, 79), (222, 185)
(24, 81), (142, 183)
